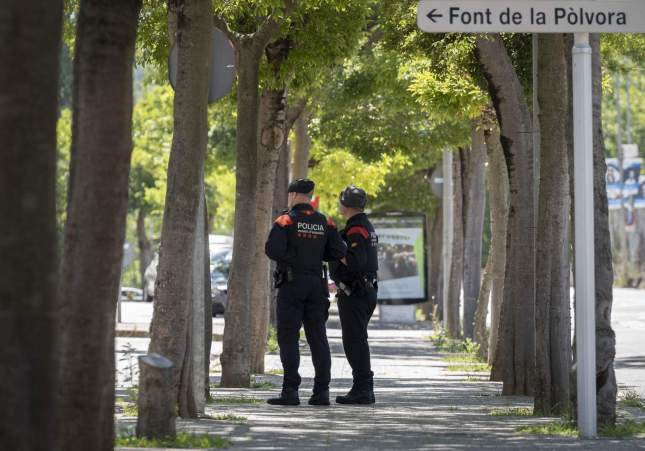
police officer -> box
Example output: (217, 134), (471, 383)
(330, 186), (379, 405)
(265, 179), (347, 406)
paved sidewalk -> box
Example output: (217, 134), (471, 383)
(116, 308), (645, 450)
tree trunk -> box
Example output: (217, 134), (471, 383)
(270, 123), (293, 328)
(484, 123), (509, 369)
(137, 208), (153, 292)
(220, 38), (267, 387)
(475, 34), (536, 395)
(446, 152), (463, 338)
(178, 184), (207, 417)
(461, 123), (487, 339)
(57, 1), (141, 449)
(292, 109), (312, 179)
(140, 0), (211, 436)
(0, 2), (62, 449)
(534, 33), (571, 416)
(474, 258), (493, 360)
(428, 203), (443, 319)
(591, 34), (617, 427)
(203, 194), (213, 400)
(250, 39), (289, 373)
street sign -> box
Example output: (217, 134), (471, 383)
(430, 166), (443, 198)
(415, 0), (645, 439)
(418, 0), (645, 33)
(168, 27), (235, 104)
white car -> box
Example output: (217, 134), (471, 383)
(143, 253), (158, 302)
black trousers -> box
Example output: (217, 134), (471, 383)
(337, 285), (377, 388)
(276, 274), (331, 394)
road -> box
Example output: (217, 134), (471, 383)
(613, 288), (645, 397)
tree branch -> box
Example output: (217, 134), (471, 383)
(213, 15), (240, 46)
(253, 0), (298, 47)
(286, 97), (307, 131)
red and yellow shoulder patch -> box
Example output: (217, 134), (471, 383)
(275, 214), (293, 228)
(347, 226), (369, 239)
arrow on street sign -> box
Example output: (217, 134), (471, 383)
(426, 9), (443, 23)
(418, 0), (645, 33)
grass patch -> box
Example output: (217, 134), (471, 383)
(266, 368), (284, 375)
(518, 419), (645, 439)
(447, 363), (491, 373)
(491, 407), (533, 417)
(442, 354), (482, 364)
(116, 399), (138, 416)
(427, 333), (483, 357)
(517, 420), (578, 437)
(619, 390), (645, 410)
(465, 376), (487, 382)
(210, 396), (261, 405)
(267, 326), (279, 353)
(251, 379), (276, 389)
(115, 432), (230, 448)
(206, 413), (248, 424)
(600, 420), (645, 438)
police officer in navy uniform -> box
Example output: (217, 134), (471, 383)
(329, 186), (379, 405)
(265, 179), (347, 406)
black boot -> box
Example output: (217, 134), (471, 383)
(308, 390), (330, 406)
(368, 377), (376, 404)
(335, 385), (373, 405)
(267, 388), (300, 406)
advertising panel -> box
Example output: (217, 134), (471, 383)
(606, 158), (645, 212)
(371, 214), (427, 305)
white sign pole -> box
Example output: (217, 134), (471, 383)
(572, 32), (597, 439)
(442, 149), (453, 331)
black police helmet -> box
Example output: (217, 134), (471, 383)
(339, 185), (367, 209)
(288, 178), (315, 194)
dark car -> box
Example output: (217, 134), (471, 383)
(210, 246), (232, 316)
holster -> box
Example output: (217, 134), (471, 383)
(273, 269), (286, 288)
(273, 267), (294, 288)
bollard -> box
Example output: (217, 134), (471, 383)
(136, 353), (175, 439)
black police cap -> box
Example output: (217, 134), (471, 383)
(339, 185), (367, 209)
(288, 178), (315, 194)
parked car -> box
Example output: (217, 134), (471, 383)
(143, 235), (233, 314)
(210, 246), (232, 316)
(143, 253), (158, 302)
(120, 286), (144, 302)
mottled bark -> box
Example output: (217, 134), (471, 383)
(591, 34), (617, 426)
(462, 123), (487, 339)
(250, 39), (290, 374)
(141, 0), (211, 435)
(57, 1), (141, 449)
(0, 1), (62, 449)
(446, 152), (463, 338)
(475, 34), (536, 395)
(484, 124), (509, 369)
(534, 34), (572, 416)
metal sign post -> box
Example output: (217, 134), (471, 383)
(572, 31), (597, 438)
(417, 0), (645, 439)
